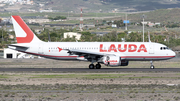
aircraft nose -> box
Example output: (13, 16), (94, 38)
(171, 51), (176, 57)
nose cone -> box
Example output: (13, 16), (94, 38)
(171, 51), (176, 58)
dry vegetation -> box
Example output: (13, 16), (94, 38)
(0, 58), (180, 100)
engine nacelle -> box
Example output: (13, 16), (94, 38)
(103, 56), (121, 67)
(102, 56), (129, 67)
(120, 60), (129, 66)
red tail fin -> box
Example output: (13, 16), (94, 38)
(11, 15), (42, 43)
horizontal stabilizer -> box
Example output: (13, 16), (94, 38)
(8, 44), (29, 50)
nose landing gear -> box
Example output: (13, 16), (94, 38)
(150, 61), (155, 69)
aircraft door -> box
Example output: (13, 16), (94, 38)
(38, 44), (44, 54)
(149, 44), (154, 54)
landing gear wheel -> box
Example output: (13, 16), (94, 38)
(89, 64), (95, 69)
(150, 65), (155, 69)
(95, 64), (101, 69)
(150, 61), (155, 69)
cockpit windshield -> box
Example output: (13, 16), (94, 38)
(160, 47), (169, 50)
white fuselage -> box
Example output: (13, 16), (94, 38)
(17, 42), (175, 61)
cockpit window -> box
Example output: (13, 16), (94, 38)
(160, 47), (169, 50)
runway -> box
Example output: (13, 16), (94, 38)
(0, 68), (180, 72)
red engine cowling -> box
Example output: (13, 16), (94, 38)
(102, 56), (129, 67)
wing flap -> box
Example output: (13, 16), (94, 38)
(65, 49), (105, 56)
(65, 49), (116, 57)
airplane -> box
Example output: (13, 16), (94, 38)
(8, 15), (176, 69)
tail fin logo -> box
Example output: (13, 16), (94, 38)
(12, 16), (34, 43)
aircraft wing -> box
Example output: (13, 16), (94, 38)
(65, 49), (115, 57)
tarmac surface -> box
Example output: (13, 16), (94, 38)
(0, 68), (180, 72)
(0, 58), (180, 72)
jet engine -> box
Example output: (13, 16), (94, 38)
(102, 56), (129, 67)
(120, 60), (129, 66)
(103, 56), (121, 67)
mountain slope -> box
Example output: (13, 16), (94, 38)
(34, 0), (180, 12)
(128, 8), (180, 23)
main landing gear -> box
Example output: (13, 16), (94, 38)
(95, 63), (101, 69)
(150, 61), (155, 69)
(89, 64), (95, 69)
(89, 63), (101, 69)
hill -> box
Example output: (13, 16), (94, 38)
(128, 8), (180, 23)
(3, 0), (180, 13)
(36, 0), (180, 12)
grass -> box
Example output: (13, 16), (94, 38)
(0, 74), (29, 79)
(31, 73), (131, 79)
(0, 75), (9, 79)
(0, 84), (179, 93)
(31, 74), (76, 78)
(125, 76), (175, 79)
(1, 73), (179, 79)
(30, 73), (180, 79)
(0, 12), (125, 17)
(83, 74), (131, 79)
(176, 73), (180, 75)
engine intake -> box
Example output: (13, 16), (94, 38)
(102, 56), (129, 67)
(103, 56), (121, 67)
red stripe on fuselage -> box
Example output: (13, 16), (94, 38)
(12, 16), (34, 43)
(121, 56), (175, 58)
(19, 51), (77, 58)
(18, 51), (175, 60)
